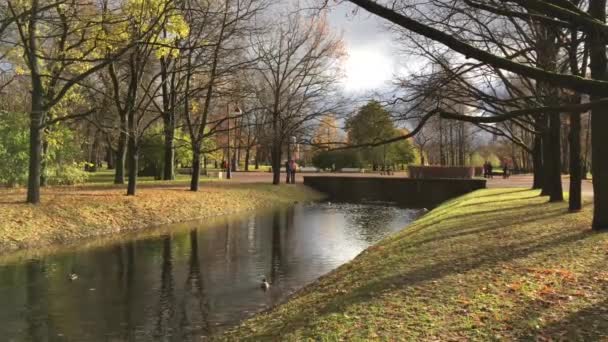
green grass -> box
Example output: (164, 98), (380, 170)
(220, 189), (608, 341)
(85, 169), (202, 185)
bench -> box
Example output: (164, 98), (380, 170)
(299, 167), (319, 172)
(340, 168), (364, 173)
(206, 171), (224, 179)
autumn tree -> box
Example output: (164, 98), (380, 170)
(250, 11), (345, 184)
(5, 0), (174, 202)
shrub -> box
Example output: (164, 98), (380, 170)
(0, 112), (29, 186)
(0, 111), (89, 186)
(312, 149), (362, 170)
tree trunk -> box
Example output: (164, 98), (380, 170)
(532, 125), (543, 189)
(569, 111), (582, 212)
(536, 20), (562, 201)
(26, 0), (43, 204)
(271, 142), (281, 185)
(244, 147), (250, 171)
(547, 112), (564, 202)
(162, 116), (175, 180)
(115, 116), (127, 184)
(561, 120), (570, 174)
(40, 138), (48, 186)
(160, 55), (175, 181)
(27, 107), (43, 204)
(126, 133), (138, 196)
(190, 148), (201, 191)
(589, 0), (608, 229)
(107, 147), (115, 170)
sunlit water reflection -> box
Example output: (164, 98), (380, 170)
(0, 202), (420, 341)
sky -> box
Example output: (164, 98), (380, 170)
(324, 2), (401, 94)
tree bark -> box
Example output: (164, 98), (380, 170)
(271, 142), (281, 185)
(27, 106), (43, 204)
(25, 0), (43, 204)
(126, 132), (138, 196)
(532, 115), (545, 189)
(160, 55), (175, 181)
(244, 147), (250, 171)
(190, 148), (201, 191)
(39, 137), (48, 186)
(114, 116), (127, 184)
(106, 147), (115, 170)
(162, 116), (175, 180)
(569, 111), (582, 211)
(536, 22), (562, 201)
(589, 0), (608, 229)
(547, 112), (564, 202)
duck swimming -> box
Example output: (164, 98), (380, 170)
(68, 273), (78, 281)
(260, 277), (270, 291)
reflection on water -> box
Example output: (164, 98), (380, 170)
(0, 202), (420, 341)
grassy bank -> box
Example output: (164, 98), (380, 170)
(222, 189), (608, 341)
(0, 182), (323, 254)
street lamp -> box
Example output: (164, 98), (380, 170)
(226, 103), (242, 180)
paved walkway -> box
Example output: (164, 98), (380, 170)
(227, 171), (594, 197)
(486, 174), (594, 197)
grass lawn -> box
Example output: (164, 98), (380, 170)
(221, 189), (608, 341)
(85, 168), (205, 185)
(0, 182), (323, 255)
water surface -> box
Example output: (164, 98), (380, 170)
(0, 202), (419, 341)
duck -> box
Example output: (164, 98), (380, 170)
(260, 277), (270, 291)
(68, 273), (78, 281)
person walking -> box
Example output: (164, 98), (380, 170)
(285, 160), (290, 184)
(289, 159), (296, 184)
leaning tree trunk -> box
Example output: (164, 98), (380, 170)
(114, 115), (127, 184)
(569, 111), (582, 212)
(589, 0), (608, 229)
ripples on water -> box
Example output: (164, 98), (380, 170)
(0, 202), (421, 341)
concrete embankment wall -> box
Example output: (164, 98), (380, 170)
(303, 176), (487, 208)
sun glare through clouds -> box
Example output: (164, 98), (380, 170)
(341, 48), (394, 93)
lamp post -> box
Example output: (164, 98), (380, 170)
(288, 136), (296, 184)
(226, 103), (242, 180)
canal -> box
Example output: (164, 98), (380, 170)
(0, 202), (421, 341)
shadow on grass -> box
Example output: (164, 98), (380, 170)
(407, 204), (567, 248)
(518, 298), (608, 340)
(280, 229), (596, 337)
(255, 195), (594, 338)
(411, 200), (554, 235)
(459, 193), (541, 208)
